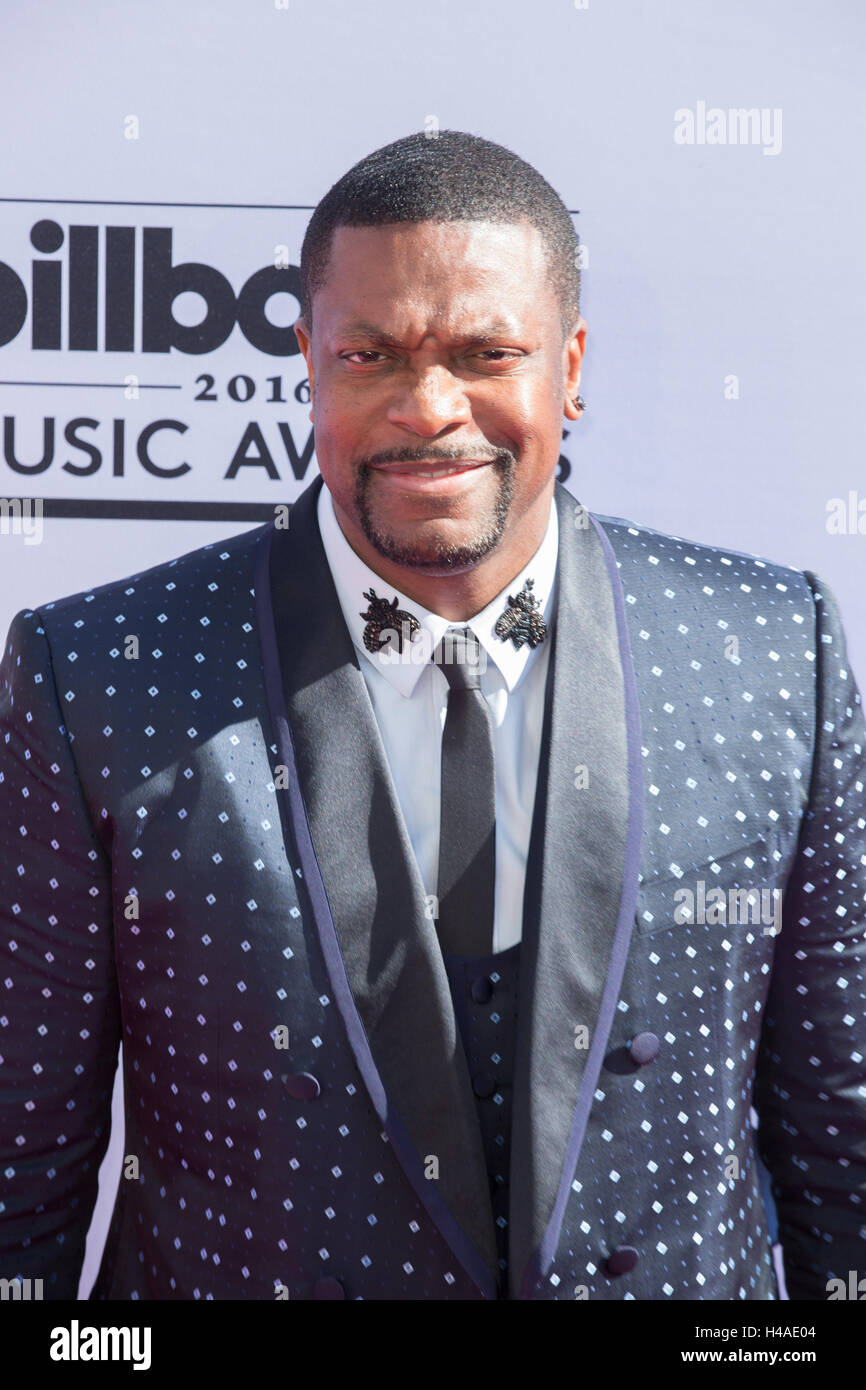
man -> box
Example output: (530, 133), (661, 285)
(1, 130), (864, 1302)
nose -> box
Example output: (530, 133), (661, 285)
(386, 365), (472, 435)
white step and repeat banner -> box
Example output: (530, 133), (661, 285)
(1, 0), (863, 1300)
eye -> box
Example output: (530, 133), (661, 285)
(341, 350), (387, 363)
(472, 349), (522, 362)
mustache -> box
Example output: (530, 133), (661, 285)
(358, 448), (515, 468)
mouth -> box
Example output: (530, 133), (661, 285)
(368, 459), (493, 491)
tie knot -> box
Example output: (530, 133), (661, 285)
(433, 625), (485, 691)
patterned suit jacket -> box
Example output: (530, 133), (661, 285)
(1, 473), (864, 1301)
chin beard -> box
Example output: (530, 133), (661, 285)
(354, 456), (517, 571)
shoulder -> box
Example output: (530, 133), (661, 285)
(30, 521), (273, 640)
(586, 505), (812, 609)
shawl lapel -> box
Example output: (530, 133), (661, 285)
(509, 483), (645, 1298)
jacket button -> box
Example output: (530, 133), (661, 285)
(314, 1276), (346, 1300)
(606, 1245), (639, 1277)
(472, 1072), (497, 1099)
(490, 1175), (509, 1207)
(629, 1032), (660, 1065)
(283, 1072), (321, 1100)
(471, 975), (494, 1004)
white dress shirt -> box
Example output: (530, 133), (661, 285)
(316, 481), (559, 953)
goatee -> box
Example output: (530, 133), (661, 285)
(354, 455), (517, 571)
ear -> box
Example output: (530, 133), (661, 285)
(562, 317), (587, 420)
(293, 317), (315, 420)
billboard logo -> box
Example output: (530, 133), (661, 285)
(0, 221), (303, 356)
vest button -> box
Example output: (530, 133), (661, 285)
(605, 1245), (639, 1277)
(629, 1032), (660, 1065)
(283, 1072), (321, 1100)
(314, 1276), (346, 1300)
(472, 1071), (497, 1099)
(471, 975), (494, 1004)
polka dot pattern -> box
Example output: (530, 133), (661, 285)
(540, 518), (866, 1300)
(0, 506), (863, 1300)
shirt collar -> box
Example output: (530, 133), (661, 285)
(316, 478), (559, 698)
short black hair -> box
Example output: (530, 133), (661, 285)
(298, 129), (581, 342)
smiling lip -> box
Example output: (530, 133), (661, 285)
(369, 458), (494, 486)
(372, 461), (494, 478)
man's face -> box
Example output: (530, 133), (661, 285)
(293, 219), (585, 594)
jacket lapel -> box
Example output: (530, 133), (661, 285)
(509, 482), (645, 1298)
(255, 472), (499, 1298)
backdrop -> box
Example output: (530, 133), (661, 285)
(1, 0), (862, 1299)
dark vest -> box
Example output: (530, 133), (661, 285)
(442, 941), (521, 1298)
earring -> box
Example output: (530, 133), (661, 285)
(573, 394), (587, 412)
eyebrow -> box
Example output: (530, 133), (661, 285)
(333, 320), (522, 347)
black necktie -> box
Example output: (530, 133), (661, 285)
(433, 626), (496, 956)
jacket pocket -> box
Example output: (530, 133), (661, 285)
(635, 833), (783, 936)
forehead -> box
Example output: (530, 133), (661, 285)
(316, 220), (556, 333)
